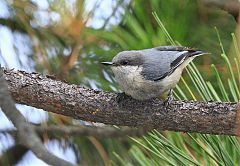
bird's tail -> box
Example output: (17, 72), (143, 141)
(189, 50), (210, 57)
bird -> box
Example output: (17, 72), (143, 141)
(102, 46), (208, 105)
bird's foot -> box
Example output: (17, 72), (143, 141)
(116, 92), (129, 102)
(163, 89), (173, 109)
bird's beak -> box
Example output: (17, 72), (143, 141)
(101, 62), (113, 66)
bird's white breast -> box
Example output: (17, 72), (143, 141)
(111, 57), (194, 100)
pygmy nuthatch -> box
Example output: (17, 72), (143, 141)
(102, 46), (208, 104)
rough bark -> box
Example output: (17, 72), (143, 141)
(0, 68), (75, 166)
(2, 68), (240, 136)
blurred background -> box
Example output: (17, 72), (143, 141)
(0, 0), (239, 165)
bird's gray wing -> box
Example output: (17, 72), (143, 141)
(155, 46), (195, 52)
(141, 46), (203, 81)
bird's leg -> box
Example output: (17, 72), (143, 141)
(116, 92), (129, 102)
(163, 89), (173, 108)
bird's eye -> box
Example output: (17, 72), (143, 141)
(121, 60), (129, 65)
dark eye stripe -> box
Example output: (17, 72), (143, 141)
(121, 60), (129, 65)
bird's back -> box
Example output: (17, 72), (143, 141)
(140, 47), (190, 81)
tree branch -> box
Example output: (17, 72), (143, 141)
(0, 68), (75, 166)
(2, 68), (240, 136)
(0, 143), (28, 166)
(1, 125), (149, 138)
(34, 125), (149, 138)
(200, 0), (240, 21)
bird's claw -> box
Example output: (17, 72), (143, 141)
(116, 92), (129, 102)
(163, 89), (173, 109)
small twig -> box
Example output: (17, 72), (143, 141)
(0, 143), (28, 166)
(34, 125), (150, 138)
(0, 67), (75, 166)
(201, 0), (240, 21)
(0, 125), (150, 138)
(102, 0), (124, 29)
(0, 125), (148, 165)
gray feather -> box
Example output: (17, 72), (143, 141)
(141, 47), (205, 81)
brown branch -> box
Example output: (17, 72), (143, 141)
(2, 68), (240, 136)
(0, 144), (28, 166)
(201, 0), (240, 21)
(34, 125), (149, 138)
(1, 125), (149, 138)
(0, 125), (147, 165)
(0, 68), (76, 166)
